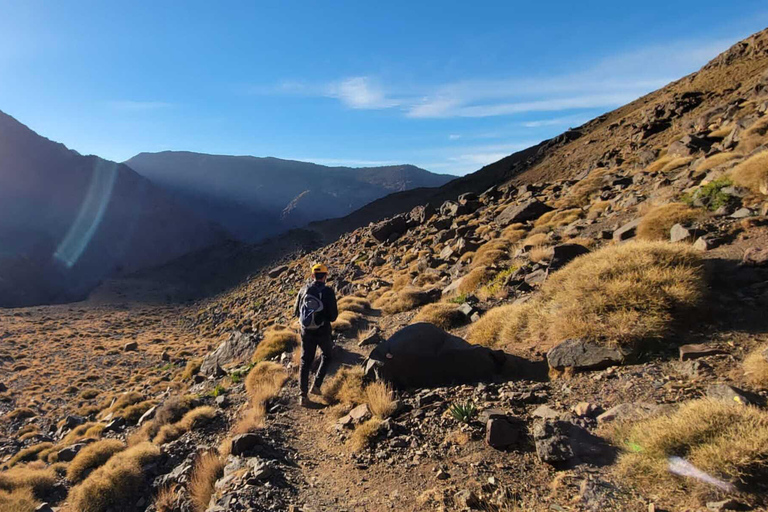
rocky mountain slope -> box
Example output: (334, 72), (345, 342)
(0, 111), (225, 308)
(2, 27), (768, 512)
(126, 152), (453, 242)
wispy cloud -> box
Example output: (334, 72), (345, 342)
(106, 100), (173, 111)
(325, 77), (400, 109)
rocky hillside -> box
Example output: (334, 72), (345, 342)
(0, 111), (225, 308)
(1, 27), (768, 512)
(126, 152), (453, 242)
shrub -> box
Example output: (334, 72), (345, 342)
(611, 399), (768, 501)
(189, 451), (223, 512)
(468, 242), (704, 350)
(68, 442), (161, 512)
(457, 266), (491, 295)
(154, 406), (217, 445)
(449, 401), (477, 423)
(181, 359), (202, 380)
(374, 287), (435, 314)
(743, 345), (768, 388)
(365, 382), (397, 419)
(729, 150), (768, 195)
(252, 329), (298, 362)
(234, 362), (288, 433)
(412, 303), (465, 330)
(637, 203), (701, 241)
(67, 439), (126, 483)
(349, 418), (383, 452)
(331, 310), (361, 332)
(322, 366), (365, 405)
(682, 177), (734, 211)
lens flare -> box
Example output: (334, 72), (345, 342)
(668, 456), (735, 492)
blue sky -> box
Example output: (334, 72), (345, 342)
(1, 1), (767, 176)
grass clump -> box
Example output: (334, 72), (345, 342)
(412, 303), (465, 330)
(374, 287), (435, 314)
(350, 418), (383, 452)
(154, 406), (217, 445)
(331, 310), (361, 332)
(189, 451), (224, 512)
(5, 408), (36, 420)
(729, 150), (768, 195)
(0, 464), (57, 500)
(322, 366), (365, 405)
(252, 329), (298, 362)
(743, 345), (768, 388)
(233, 361), (288, 433)
(457, 266), (491, 295)
(660, 156), (693, 173)
(68, 442), (161, 512)
(67, 439), (126, 483)
(181, 359), (202, 381)
(695, 152), (741, 174)
(682, 177), (734, 211)
(365, 382), (397, 419)
(637, 203), (701, 241)
(337, 296), (371, 313)
(611, 399), (768, 502)
(0, 487), (37, 511)
(8, 443), (53, 467)
(468, 241), (704, 350)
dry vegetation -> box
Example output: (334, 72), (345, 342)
(349, 418), (383, 452)
(611, 399), (768, 502)
(189, 451), (224, 512)
(743, 345), (768, 388)
(365, 382), (397, 419)
(373, 287), (434, 314)
(321, 366), (365, 405)
(252, 328), (299, 362)
(695, 151), (741, 174)
(153, 406), (217, 445)
(412, 303), (465, 329)
(468, 241), (705, 350)
(729, 150), (768, 195)
(637, 203), (701, 241)
(232, 361), (289, 433)
(66, 439), (126, 483)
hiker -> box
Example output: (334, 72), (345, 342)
(294, 262), (338, 406)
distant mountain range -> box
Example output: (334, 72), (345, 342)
(125, 152), (453, 241)
(0, 110), (224, 307)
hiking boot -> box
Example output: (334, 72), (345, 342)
(299, 395), (308, 407)
(309, 383), (322, 395)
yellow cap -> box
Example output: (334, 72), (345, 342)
(311, 263), (328, 274)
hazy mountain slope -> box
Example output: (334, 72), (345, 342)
(125, 151), (454, 241)
(310, 28), (768, 241)
(0, 111), (224, 307)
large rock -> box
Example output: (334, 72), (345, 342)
(364, 323), (510, 388)
(230, 433), (261, 456)
(370, 214), (408, 243)
(56, 443), (85, 462)
(485, 417), (519, 449)
(496, 199), (553, 226)
(200, 331), (259, 377)
(533, 420), (574, 463)
(549, 244), (590, 271)
(706, 384), (763, 406)
(613, 219), (640, 241)
(267, 265), (288, 278)
(547, 339), (634, 372)
(408, 204), (436, 225)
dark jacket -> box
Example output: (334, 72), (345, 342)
(294, 281), (338, 336)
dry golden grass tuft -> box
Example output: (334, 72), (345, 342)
(365, 382), (397, 419)
(535, 208), (583, 229)
(695, 151), (741, 174)
(67, 439), (126, 483)
(68, 442), (161, 512)
(646, 155), (675, 174)
(373, 287), (433, 314)
(558, 167), (613, 207)
(350, 418), (383, 452)
(5, 408), (36, 421)
(154, 406), (217, 445)
(0, 487), (37, 511)
(332, 310), (362, 332)
(729, 150), (768, 195)
(0, 464), (57, 500)
(337, 296), (371, 313)
(181, 359), (203, 381)
(472, 240), (510, 268)
(322, 366), (365, 405)
(189, 451), (224, 512)
(637, 203), (701, 241)
(153, 485), (180, 512)
(128, 396), (194, 445)
(468, 241), (704, 350)
(743, 345), (768, 388)
(8, 443), (53, 467)
(709, 125), (733, 138)
(660, 156), (694, 173)
(611, 399), (768, 500)
(500, 223), (528, 243)
(744, 116), (768, 138)
(233, 361), (289, 433)
(392, 274), (411, 292)
(522, 232), (549, 248)
(587, 200), (611, 220)
(529, 245), (554, 263)
(252, 329), (299, 362)
(412, 303), (465, 330)
(457, 266), (491, 295)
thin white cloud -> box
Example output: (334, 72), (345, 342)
(324, 77), (400, 109)
(106, 100), (173, 111)
(448, 134), (462, 140)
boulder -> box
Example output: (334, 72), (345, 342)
(533, 420), (574, 463)
(549, 244), (590, 271)
(496, 199), (553, 226)
(532, 405), (560, 420)
(267, 265), (288, 278)
(364, 323), (510, 388)
(612, 219), (640, 241)
(200, 331), (259, 377)
(230, 433), (260, 456)
(371, 215), (408, 243)
(547, 338), (634, 372)
(706, 384), (763, 406)
(123, 341), (138, 352)
(408, 204), (436, 225)
(485, 417), (519, 449)
(440, 200), (466, 217)
(56, 444), (84, 462)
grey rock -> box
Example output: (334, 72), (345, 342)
(731, 207), (753, 219)
(670, 223), (693, 243)
(230, 433), (261, 456)
(137, 405), (158, 426)
(612, 219), (640, 241)
(371, 214), (408, 242)
(549, 243), (590, 271)
(693, 236), (714, 251)
(496, 199), (553, 225)
(532, 405), (560, 420)
(123, 341), (139, 352)
(547, 338), (634, 372)
(215, 395), (229, 408)
(706, 384), (760, 406)
(103, 417), (126, 433)
(485, 417), (519, 449)
(200, 331), (259, 377)
(267, 265), (288, 278)
(533, 420), (574, 463)
(597, 403), (661, 424)
(56, 443), (84, 462)
(453, 490), (481, 509)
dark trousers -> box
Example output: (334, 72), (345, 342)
(300, 331), (333, 395)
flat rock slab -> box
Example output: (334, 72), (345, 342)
(547, 338), (634, 372)
(496, 199), (553, 226)
(679, 343), (728, 361)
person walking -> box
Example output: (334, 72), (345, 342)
(294, 262), (338, 406)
